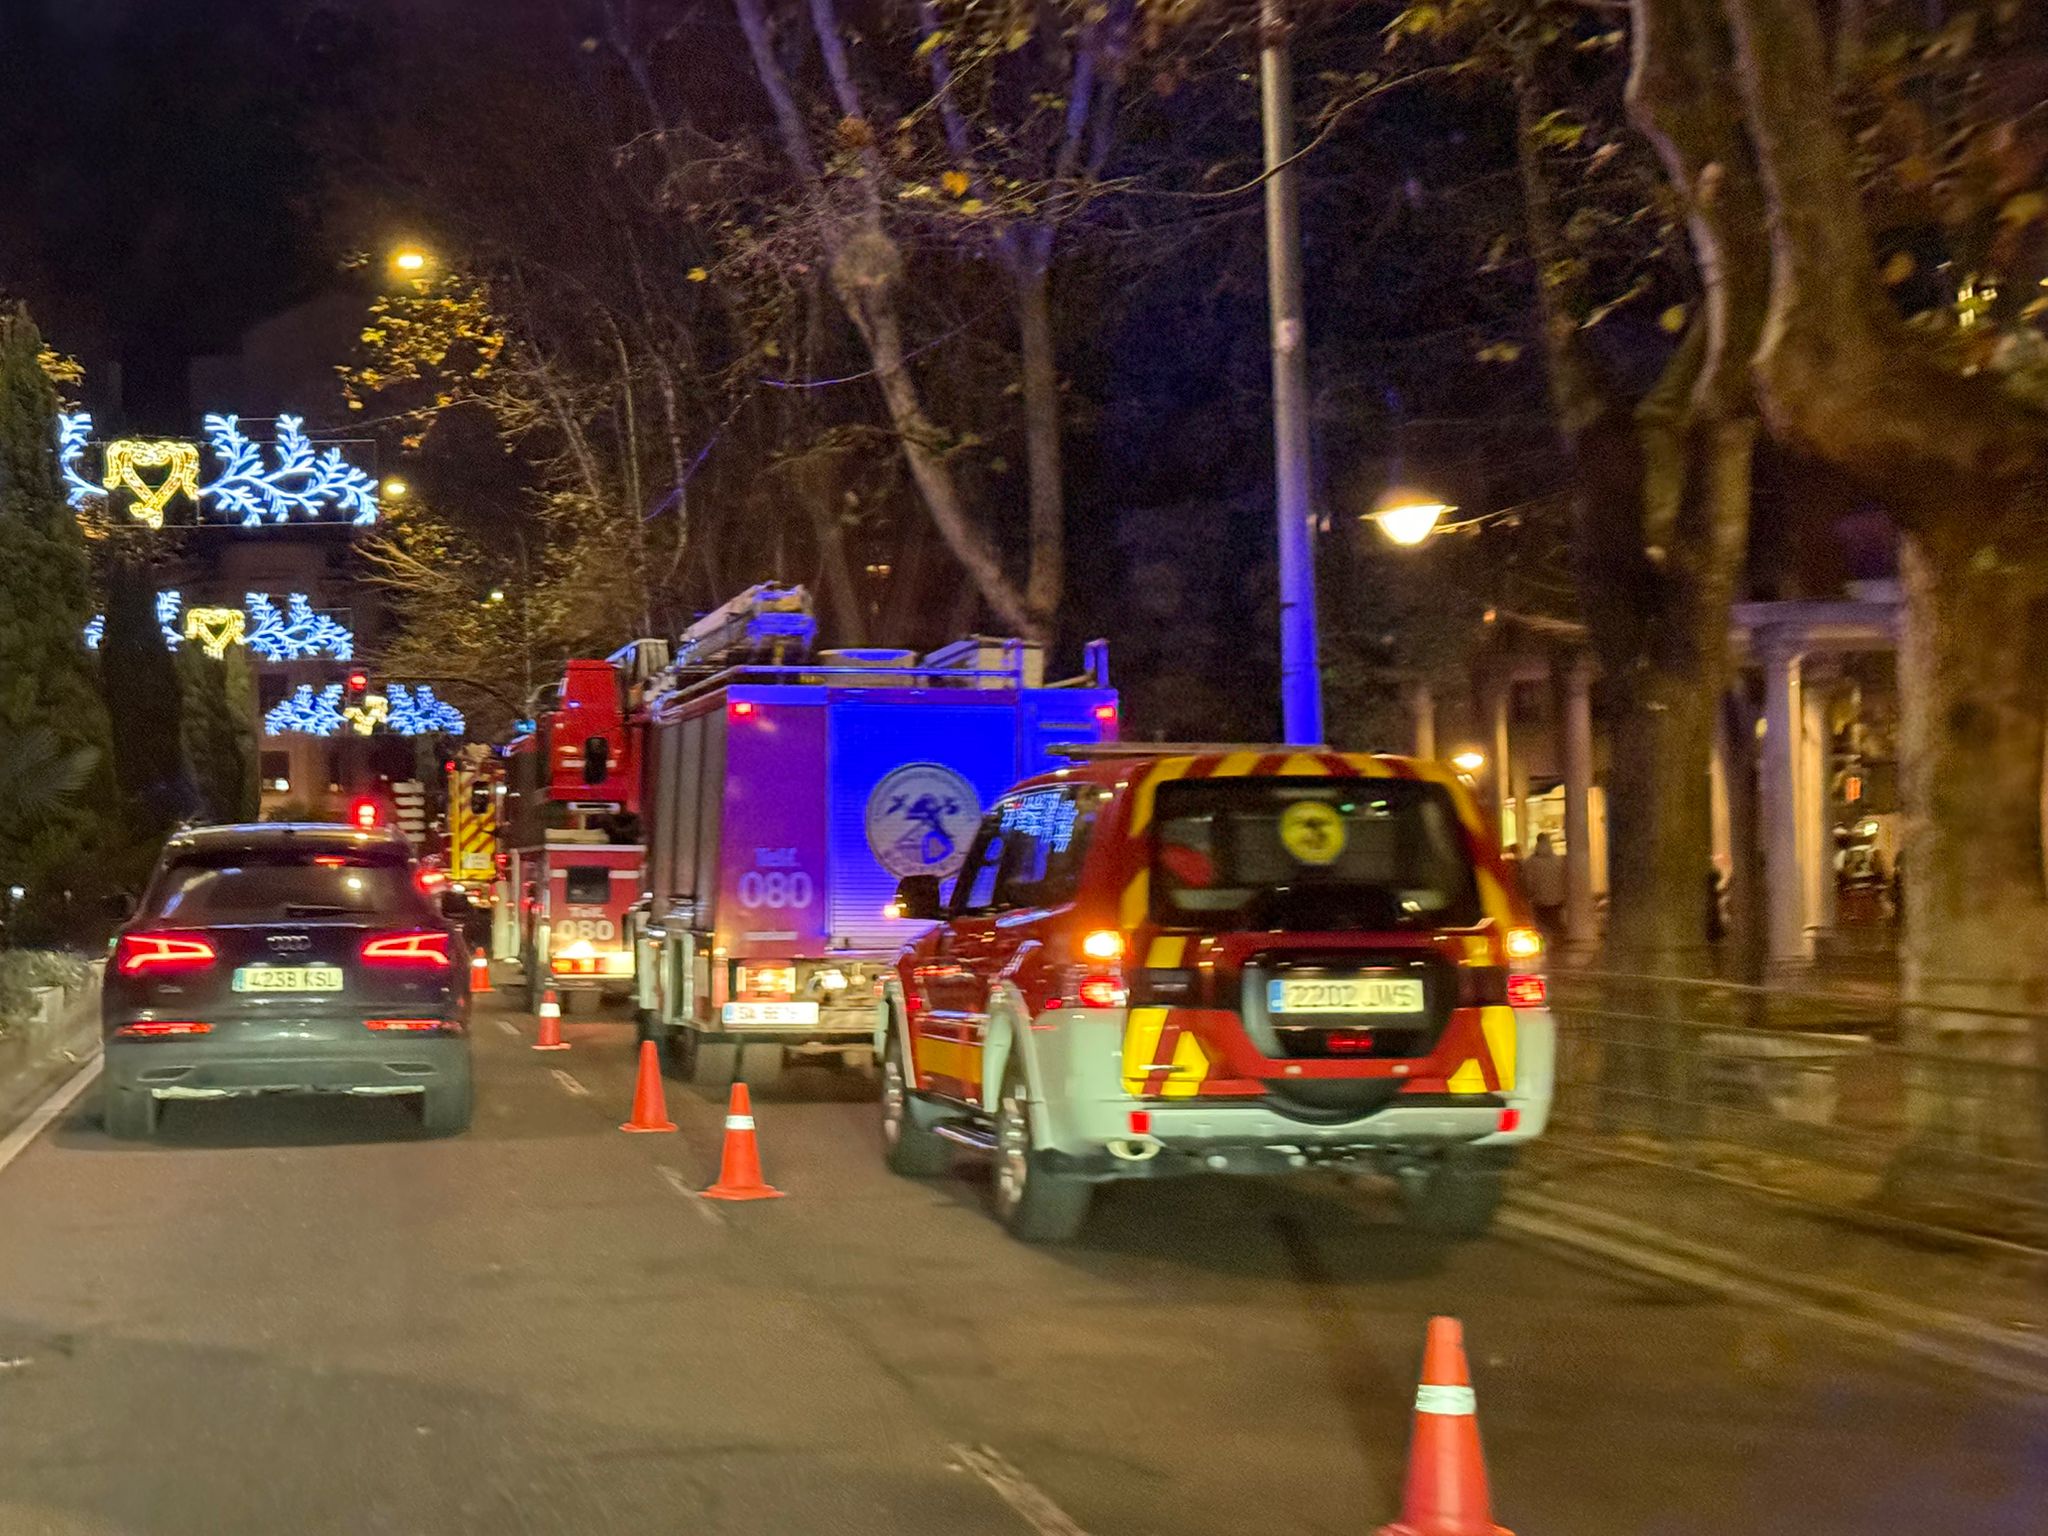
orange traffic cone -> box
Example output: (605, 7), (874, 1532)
(532, 988), (570, 1052)
(701, 1082), (783, 1199)
(619, 1039), (677, 1133)
(469, 951), (493, 994)
(1377, 1317), (1511, 1536)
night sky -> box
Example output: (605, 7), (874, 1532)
(0, 1), (351, 429)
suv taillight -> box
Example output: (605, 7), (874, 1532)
(1506, 973), (1547, 1009)
(114, 932), (218, 977)
(1057, 930), (1126, 1010)
(360, 930), (451, 968)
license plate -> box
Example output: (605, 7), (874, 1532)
(1267, 976), (1424, 1015)
(721, 1001), (820, 1026)
(233, 965), (344, 993)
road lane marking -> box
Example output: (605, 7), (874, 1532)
(496, 1019), (521, 1038)
(549, 1068), (590, 1098)
(951, 1444), (1092, 1536)
(655, 1163), (724, 1225)
(0, 1053), (102, 1179)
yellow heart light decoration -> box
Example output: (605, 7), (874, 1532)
(182, 606), (247, 659)
(102, 439), (202, 529)
(342, 694), (390, 736)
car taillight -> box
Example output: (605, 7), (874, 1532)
(114, 932), (218, 977)
(364, 1018), (444, 1032)
(1506, 973), (1547, 1009)
(1324, 1029), (1378, 1053)
(115, 1020), (212, 1037)
(360, 930), (451, 968)
(1076, 975), (1125, 1008)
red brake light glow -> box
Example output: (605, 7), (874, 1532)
(115, 933), (219, 977)
(1093, 703), (1117, 725)
(350, 798), (381, 831)
(1076, 975), (1124, 1009)
(360, 930), (452, 968)
(1506, 973), (1547, 1009)
(730, 700), (756, 718)
(1498, 1106), (1523, 1134)
(115, 1020), (212, 1037)
(1323, 1029), (1378, 1053)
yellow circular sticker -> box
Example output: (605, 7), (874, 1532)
(1278, 801), (1345, 865)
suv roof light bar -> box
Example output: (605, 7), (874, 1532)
(1046, 742), (1334, 759)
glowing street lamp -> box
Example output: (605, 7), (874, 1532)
(488, 589), (506, 604)
(382, 477), (409, 500)
(390, 245), (430, 275)
(1450, 748), (1487, 775)
(1368, 486), (1458, 547)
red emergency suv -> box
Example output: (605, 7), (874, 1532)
(876, 747), (1554, 1242)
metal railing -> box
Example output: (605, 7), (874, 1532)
(1545, 971), (2048, 1250)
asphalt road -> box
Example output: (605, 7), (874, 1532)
(1, 988), (2042, 1536)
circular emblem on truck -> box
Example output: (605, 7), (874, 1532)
(867, 763), (982, 879)
(1278, 800), (1346, 865)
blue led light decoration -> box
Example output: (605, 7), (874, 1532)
(265, 685), (346, 737)
(87, 592), (186, 650)
(58, 414), (102, 511)
(386, 685), (465, 736)
(82, 615), (103, 649)
(245, 593), (355, 661)
(201, 415), (379, 526)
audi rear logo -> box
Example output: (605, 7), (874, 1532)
(267, 934), (312, 953)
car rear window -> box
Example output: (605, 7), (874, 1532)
(149, 859), (431, 923)
(564, 866), (611, 905)
(1151, 777), (1481, 932)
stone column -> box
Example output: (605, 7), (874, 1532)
(1802, 668), (1835, 938)
(1558, 654), (1596, 949)
(1408, 679), (1436, 760)
(1508, 691), (1533, 855)
(1759, 628), (1811, 970)
(1489, 683), (1513, 849)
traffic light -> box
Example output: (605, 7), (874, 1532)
(349, 796), (381, 831)
(345, 669), (369, 698)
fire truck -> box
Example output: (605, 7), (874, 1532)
(627, 583), (1119, 1088)
(497, 657), (648, 1013)
(444, 747), (502, 890)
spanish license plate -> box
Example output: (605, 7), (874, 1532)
(1267, 976), (1424, 1015)
(233, 966), (344, 993)
(721, 1001), (820, 1026)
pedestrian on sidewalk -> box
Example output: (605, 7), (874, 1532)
(1522, 832), (1567, 937)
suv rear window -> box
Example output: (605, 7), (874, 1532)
(150, 862), (430, 923)
(1151, 777), (1480, 931)
(564, 866), (611, 905)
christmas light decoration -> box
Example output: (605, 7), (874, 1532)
(53, 415), (379, 526)
(386, 684), (464, 736)
(103, 438), (202, 529)
(58, 414), (102, 510)
(265, 683), (463, 738)
(82, 615), (103, 649)
(244, 593), (355, 661)
(183, 606), (247, 659)
(200, 414), (379, 526)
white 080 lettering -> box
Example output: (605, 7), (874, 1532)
(738, 870), (814, 909)
(558, 918), (616, 941)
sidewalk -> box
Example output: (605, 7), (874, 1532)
(0, 971), (100, 1144)
(1511, 1134), (2048, 1384)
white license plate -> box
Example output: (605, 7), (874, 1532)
(1267, 977), (1424, 1015)
(233, 965), (345, 994)
(721, 1001), (820, 1025)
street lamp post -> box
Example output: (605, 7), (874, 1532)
(1260, 0), (1322, 747)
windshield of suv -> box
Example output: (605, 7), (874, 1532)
(1151, 776), (1481, 931)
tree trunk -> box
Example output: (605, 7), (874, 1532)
(1895, 529), (2048, 1161)
(1012, 253), (1064, 635)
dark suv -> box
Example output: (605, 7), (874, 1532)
(102, 823), (473, 1140)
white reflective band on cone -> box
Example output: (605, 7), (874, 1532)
(726, 1115), (755, 1130)
(1415, 1384), (1477, 1416)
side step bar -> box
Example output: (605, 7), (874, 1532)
(933, 1122), (999, 1152)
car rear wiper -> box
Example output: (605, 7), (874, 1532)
(282, 903), (351, 917)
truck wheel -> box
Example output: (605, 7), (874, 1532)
(1400, 1148), (1512, 1239)
(102, 1083), (158, 1141)
(992, 1058), (1091, 1243)
(738, 1042), (786, 1090)
(693, 1039), (739, 1088)
(881, 1031), (950, 1177)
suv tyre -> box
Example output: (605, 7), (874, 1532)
(1400, 1147), (1511, 1238)
(993, 1056), (1091, 1243)
(881, 1027), (950, 1176)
